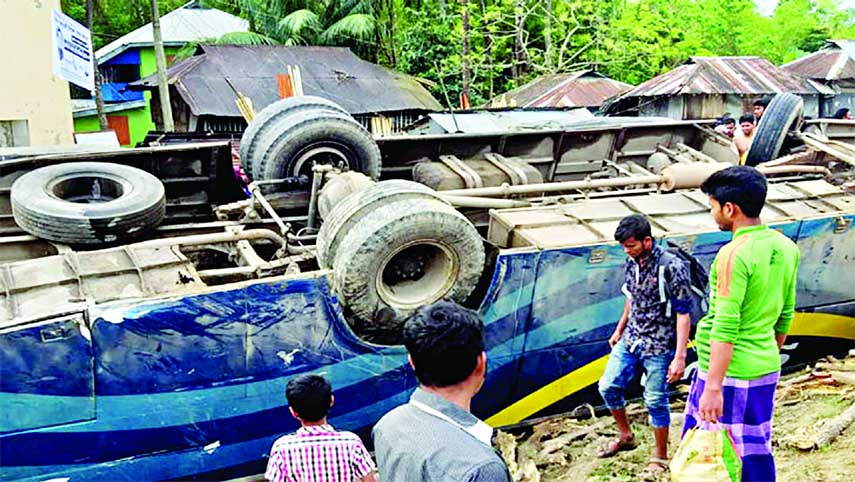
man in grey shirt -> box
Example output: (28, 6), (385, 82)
(372, 301), (511, 482)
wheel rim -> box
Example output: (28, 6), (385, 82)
(376, 240), (459, 310)
(291, 143), (353, 178)
(48, 174), (129, 204)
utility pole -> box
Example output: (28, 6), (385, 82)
(151, 0), (174, 131)
(86, 0), (107, 130)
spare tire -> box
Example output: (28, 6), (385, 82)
(745, 93), (803, 166)
(239, 96), (349, 176)
(331, 197), (485, 342)
(254, 110), (381, 183)
(317, 180), (441, 269)
(11, 162), (165, 245)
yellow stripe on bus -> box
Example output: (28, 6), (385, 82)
(485, 355), (609, 427)
(485, 312), (854, 427)
(788, 312), (855, 340)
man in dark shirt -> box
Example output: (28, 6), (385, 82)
(597, 215), (692, 475)
(372, 301), (511, 482)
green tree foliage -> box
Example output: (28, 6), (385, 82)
(231, 0), (385, 61)
(173, 31), (279, 63)
(236, 0), (374, 45)
(65, 0), (855, 108)
(397, 4), (462, 103)
(62, 0), (187, 49)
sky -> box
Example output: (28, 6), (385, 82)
(755, 0), (855, 16)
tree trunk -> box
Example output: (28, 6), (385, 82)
(378, 0), (397, 67)
(388, 0), (397, 66)
(439, 0), (447, 17)
(86, 0), (108, 130)
(513, 0), (524, 82)
(544, 0), (552, 71)
(479, 0), (493, 98)
(461, 0), (470, 105)
(151, 0), (175, 131)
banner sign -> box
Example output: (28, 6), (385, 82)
(51, 9), (95, 91)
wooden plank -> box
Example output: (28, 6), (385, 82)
(799, 133), (855, 166)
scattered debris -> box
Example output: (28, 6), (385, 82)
(802, 402), (855, 451)
(495, 350), (855, 482)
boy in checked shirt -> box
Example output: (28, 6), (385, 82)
(266, 374), (378, 482)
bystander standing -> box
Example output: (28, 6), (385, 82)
(683, 166), (800, 482)
(266, 375), (378, 482)
(373, 301), (511, 482)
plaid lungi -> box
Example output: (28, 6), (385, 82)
(682, 370), (780, 482)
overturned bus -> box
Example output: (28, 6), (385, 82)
(1, 94), (853, 480)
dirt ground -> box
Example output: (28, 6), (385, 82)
(495, 352), (855, 482)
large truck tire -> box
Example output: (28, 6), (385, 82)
(745, 93), (803, 166)
(253, 110), (381, 183)
(11, 162), (165, 245)
(331, 197), (485, 342)
(316, 180), (441, 269)
(239, 96), (349, 176)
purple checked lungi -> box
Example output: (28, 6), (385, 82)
(683, 370), (780, 482)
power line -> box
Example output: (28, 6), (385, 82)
(91, 31), (124, 39)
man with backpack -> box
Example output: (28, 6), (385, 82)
(597, 214), (697, 476)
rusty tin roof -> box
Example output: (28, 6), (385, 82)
(489, 71), (633, 108)
(783, 40), (855, 81)
(619, 57), (830, 98)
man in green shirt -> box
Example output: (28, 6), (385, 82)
(682, 166), (800, 482)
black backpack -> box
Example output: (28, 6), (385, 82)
(657, 240), (710, 324)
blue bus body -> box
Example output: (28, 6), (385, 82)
(1, 213), (853, 481)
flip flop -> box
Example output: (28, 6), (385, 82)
(640, 457), (670, 476)
(596, 437), (637, 458)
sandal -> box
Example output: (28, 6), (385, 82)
(596, 436), (637, 458)
(641, 457), (670, 476)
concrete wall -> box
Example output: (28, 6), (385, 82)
(80, 46), (181, 145)
(73, 106), (150, 146)
(73, 115), (101, 134)
(124, 46), (180, 142)
(0, 0), (74, 146)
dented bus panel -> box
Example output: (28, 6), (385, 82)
(1, 180), (853, 481)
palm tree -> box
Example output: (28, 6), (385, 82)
(173, 31), (279, 62)
(237, 0), (376, 47)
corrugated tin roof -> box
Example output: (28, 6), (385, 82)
(620, 57), (829, 98)
(95, 2), (248, 64)
(782, 40), (855, 81)
(488, 71), (633, 108)
(130, 45), (442, 116)
(71, 99), (147, 117)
